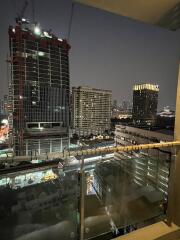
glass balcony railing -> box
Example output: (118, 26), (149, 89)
(83, 147), (173, 239)
(0, 162), (79, 240)
(0, 145), (176, 240)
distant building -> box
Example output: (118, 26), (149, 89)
(0, 95), (9, 117)
(0, 95), (9, 123)
(112, 99), (120, 118)
(9, 21), (70, 155)
(156, 106), (175, 129)
(112, 99), (117, 109)
(112, 109), (132, 120)
(72, 86), (112, 135)
(117, 112), (132, 119)
(115, 124), (173, 146)
(111, 99), (132, 123)
(2, 95), (9, 116)
(0, 99), (3, 116)
(132, 84), (159, 126)
(157, 106), (175, 118)
(122, 100), (128, 111)
(119, 100), (132, 111)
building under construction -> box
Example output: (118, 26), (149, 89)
(8, 20), (70, 156)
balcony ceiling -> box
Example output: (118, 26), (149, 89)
(74, 0), (180, 30)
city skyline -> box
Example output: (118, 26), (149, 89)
(1, 0), (180, 110)
(0, 2), (180, 240)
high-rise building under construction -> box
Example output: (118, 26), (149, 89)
(9, 21), (70, 156)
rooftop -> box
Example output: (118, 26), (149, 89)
(133, 84), (159, 92)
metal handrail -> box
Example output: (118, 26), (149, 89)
(1, 141), (180, 162)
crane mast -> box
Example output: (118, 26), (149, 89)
(16, 0), (29, 25)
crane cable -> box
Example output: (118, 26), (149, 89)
(67, 2), (75, 42)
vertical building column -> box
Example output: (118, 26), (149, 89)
(49, 45), (51, 86)
(68, 137), (70, 149)
(11, 176), (16, 189)
(26, 140), (28, 155)
(79, 156), (85, 240)
(60, 138), (63, 152)
(38, 139), (41, 155)
(50, 139), (52, 153)
(167, 64), (180, 226)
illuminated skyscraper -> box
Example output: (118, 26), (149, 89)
(9, 21), (70, 155)
(132, 84), (159, 125)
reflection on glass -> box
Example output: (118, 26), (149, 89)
(0, 164), (79, 240)
(0, 147), (173, 240)
(83, 148), (171, 239)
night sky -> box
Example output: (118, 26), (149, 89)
(1, 0), (180, 110)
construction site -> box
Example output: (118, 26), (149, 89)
(8, 1), (71, 156)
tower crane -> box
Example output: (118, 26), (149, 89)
(16, 0), (29, 24)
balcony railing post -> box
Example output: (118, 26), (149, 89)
(167, 64), (180, 226)
(80, 155), (85, 240)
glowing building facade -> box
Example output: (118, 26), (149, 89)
(132, 84), (159, 125)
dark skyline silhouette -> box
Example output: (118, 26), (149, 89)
(0, 0), (180, 110)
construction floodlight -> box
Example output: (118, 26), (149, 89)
(34, 26), (41, 35)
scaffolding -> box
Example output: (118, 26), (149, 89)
(8, 22), (71, 156)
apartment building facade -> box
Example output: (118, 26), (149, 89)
(72, 86), (112, 135)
